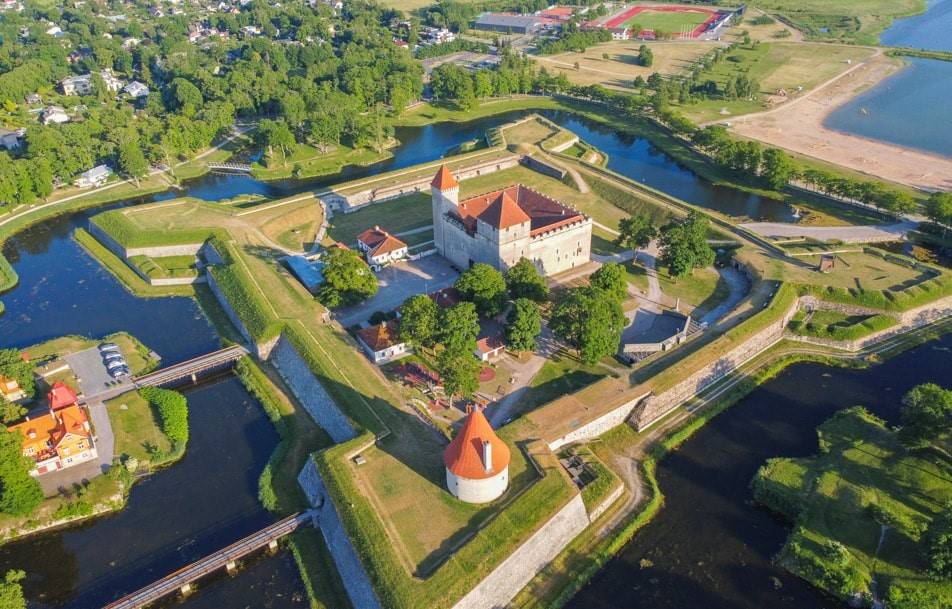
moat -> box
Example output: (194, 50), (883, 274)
(0, 109), (943, 608)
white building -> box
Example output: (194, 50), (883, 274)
(41, 106), (70, 124)
(356, 321), (408, 364)
(75, 165), (113, 188)
(430, 165), (592, 277)
(355, 226), (409, 270)
(444, 408), (510, 504)
(61, 70), (123, 95)
(0, 128), (25, 151)
(124, 81), (150, 99)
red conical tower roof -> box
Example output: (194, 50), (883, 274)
(444, 408), (510, 480)
(431, 165), (459, 190)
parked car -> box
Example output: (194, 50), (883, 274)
(109, 367), (129, 379)
(98, 342), (120, 353)
(106, 359), (128, 372)
(103, 352), (125, 362)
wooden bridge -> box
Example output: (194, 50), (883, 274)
(207, 162), (252, 174)
(102, 512), (312, 609)
(134, 345), (249, 388)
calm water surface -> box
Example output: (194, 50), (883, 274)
(568, 335), (952, 609)
(824, 0), (952, 158)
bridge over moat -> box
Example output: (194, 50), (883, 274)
(102, 512), (313, 609)
(133, 345), (249, 388)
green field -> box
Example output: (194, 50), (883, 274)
(106, 390), (174, 467)
(752, 407), (952, 606)
(624, 10), (712, 34)
(749, 0), (925, 43)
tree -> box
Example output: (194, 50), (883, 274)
(926, 192), (952, 233)
(505, 258), (548, 302)
(438, 302), (480, 357)
(317, 247), (378, 308)
(455, 263), (507, 317)
(550, 287), (625, 364)
(167, 78), (203, 117)
(615, 215), (657, 251)
(437, 349), (480, 399)
(925, 502), (952, 580)
(0, 399), (25, 425)
(506, 298), (542, 352)
(118, 138), (148, 186)
(637, 44), (653, 67)
(0, 570), (26, 609)
(658, 212), (716, 278)
(898, 383), (952, 450)
(589, 263), (627, 302)
(761, 148), (797, 190)
(0, 430), (42, 517)
(258, 119), (295, 167)
(399, 294), (439, 348)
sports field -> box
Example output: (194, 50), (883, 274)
(603, 5), (719, 38)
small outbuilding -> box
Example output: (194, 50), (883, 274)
(818, 254), (836, 273)
(356, 320), (408, 364)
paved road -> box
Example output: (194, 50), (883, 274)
(699, 265), (750, 326)
(739, 221), (916, 244)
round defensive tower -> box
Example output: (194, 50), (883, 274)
(443, 407), (510, 504)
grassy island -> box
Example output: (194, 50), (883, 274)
(753, 406), (952, 608)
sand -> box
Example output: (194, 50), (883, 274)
(727, 52), (952, 192)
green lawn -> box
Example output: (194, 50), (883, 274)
(624, 10), (711, 33)
(517, 351), (613, 418)
(128, 255), (198, 279)
(106, 390), (173, 467)
(325, 192), (433, 246)
(252, 142), (392, 181)
(748, 0), (925, 43)
(752, 406), (952, 606)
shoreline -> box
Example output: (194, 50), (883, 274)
(729, 53), (952, 192)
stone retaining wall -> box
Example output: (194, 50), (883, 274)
(87, 221), (206, 258)
(547, 391), (650, 451)
(799, 296), (887, 318)
(587, 483), (625, 523)
(450, 493), (590, 609)
(205, 270), (256, 348)
(632, 299), (800, 431)
(297, 460), (384, 609)
(270, 335), (357, 444)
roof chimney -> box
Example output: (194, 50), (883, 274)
(482, 440), (493, 473)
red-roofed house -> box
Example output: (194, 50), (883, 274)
(475, 320), (506, 361)
(355, 320), (408, 364)
(47, 381), (79, 411)
(8, 403), (97, 476)
(444, 407), (510, 503)
(355, 226), (409, 270)
(430, 165), (592, 276)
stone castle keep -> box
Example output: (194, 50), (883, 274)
(430, 166), (593, 276)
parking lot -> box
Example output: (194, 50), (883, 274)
(336, 255), (459, 327)
(65, 347), (133, 400)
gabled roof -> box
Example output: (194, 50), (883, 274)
(356, 226), (389, 250)
(370, 234), (407, 258)
(356, 320), (402, 352)
(480, 191), (531, 230)
(431, 165), (459, 191)
(48, 382), (78, 410)
(443, 408), (510, 480)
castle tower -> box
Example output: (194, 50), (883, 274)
(444, 407), (510, 504)
(431, 165), (459, 257)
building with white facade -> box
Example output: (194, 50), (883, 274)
(430, 165), (592, 276)
(124, 81), (150, 99)
(60, 70), (123, 96)
(41, 106), (70, 125)
(356, 321), (408, 364)
(444, 407), (510, 504)
(355, 226), (408, 270)
(75, 165), (113, 188)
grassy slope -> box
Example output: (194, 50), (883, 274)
(753, 407), (952, 604)
(751, 0), (925, 44)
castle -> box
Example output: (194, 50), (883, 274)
(430, 166), (592, 276)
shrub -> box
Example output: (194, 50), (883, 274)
(53, 500), (94, 520)
(140, 387), (189, 446)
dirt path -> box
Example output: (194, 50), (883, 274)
(740, 220), (917, 243)
(728, 52), (952, 191)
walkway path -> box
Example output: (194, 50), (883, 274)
(488, 325), (558, 427)
(699, 265), (749, 326)
(740, 220), (916, 243)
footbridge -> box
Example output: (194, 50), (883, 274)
(207, 162), (252, 174)
(134, 345), (249, 388)
(102, 512), (312, 609)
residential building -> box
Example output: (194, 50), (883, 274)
(0, 128), (24, 151)
(45, 24), (64, 37)
(355, 226), (408, 270)
(0, 377), (26, 403)
(41, 106), (70, 125)
(25, 93), (41, 105)
(75, 165), (113, 188)
(8, 404), (96, 476)
(430, 165), (592, 277)
(356, 321), (408, 364)
(444, 407), (510, 503)
(60, 70), (123, 96)
(47, 381), (79, 410)
(124, 81), (150, 99)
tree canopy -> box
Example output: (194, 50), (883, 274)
(318, 247), (378, 308)
(0, 570), (26, 609)
(0, 430), (43, 517)
(505, 258), (549, 302)
(455, 263), (507, 317)
(399, 294), (439, 348)
(551, 286), (625, 364)
(658, 211), (715, 278)
(615, 215), (657, 252)
(506, 298), (542, 353)
(589, 262), (627, 302)
(899, 383), (952, 451)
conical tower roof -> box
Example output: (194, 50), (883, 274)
(443, 408), (510, 480)
(431, 164), (459, 190)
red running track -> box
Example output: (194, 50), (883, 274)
(602, 5), (719, 38)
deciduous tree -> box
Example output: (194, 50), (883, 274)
(551, 287), (625, 364)
(589, 262), (627, 302)
(456, 263), (507, 317)
(658, 211), (715, 278)
(317, 247), (378, 308)
(899, 383), (952, 451)
(615, 215), (657, 251)
(0, 430), (42, 517)
(505, 258), (548, 302)
(506, 298), (542, 352)
(399, 294), (439, 348)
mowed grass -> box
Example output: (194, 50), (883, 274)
(677, 42), (875, 123)
(753, 407), (952, 604)
(747, 0), (925, 43)
(325, 192), (432, 246)
(106, 390), (172, 465)
(751, 249), (927, 291)
(515, 351), (613, 417)
(532, 40), (719, 91)
(355, 423), (538, 575)
(502, 117), (557, 146)
(623, 9), (712, 33)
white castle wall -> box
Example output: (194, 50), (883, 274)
(447, 467), (509, 504)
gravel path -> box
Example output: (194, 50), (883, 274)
(739, 221), (916, 243)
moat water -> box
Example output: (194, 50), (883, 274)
(0, 107), (937, 607)
(824, 0), (952, 158)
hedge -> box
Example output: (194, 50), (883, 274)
(140, 387), (189, 446)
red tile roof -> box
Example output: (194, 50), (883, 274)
(370, 234), (408, 258)
(452, 185), (584, 235)
(48, 382), (78, 410)
(429, 287), (461, 309)
(356, 321), (402, 352)
(356, 226), (389, 250)
(431, 165), (459, 191)
(443, 408), (510, 480)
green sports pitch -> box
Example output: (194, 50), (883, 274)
(624, 10), (713, 34)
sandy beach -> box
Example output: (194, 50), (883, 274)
(728, 52), (952, 192)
